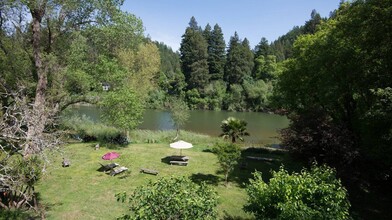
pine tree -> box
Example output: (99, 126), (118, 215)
(208, 24), (226, 81)
(241, 38), (254, 78)
(224, 32), (253, 85)
(254, 37), (270, 57)
(180, 17), (209, 92)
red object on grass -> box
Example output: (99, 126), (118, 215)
(102, 152), (120, 160)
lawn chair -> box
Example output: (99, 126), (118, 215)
(110, 166), (128, 176)
(98, 162), (119, 172)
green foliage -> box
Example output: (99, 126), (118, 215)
(85, 10), (144, 56)
(224, 32), (253, 85)
(117, 42), (161, 101)
(212, 143), (241, 185)
(0, 155), (43, 209)
(253, 55), (280, 80)
(185, 88), (207, 109)
(116, 176), (218, 220)
(244, 164), (351, 220)
(61, 115), (128, 145)
(180, 17), (210, 92)
(275, 0), (392, 182)
(280, 109), (358, 173)
(242, 78), (273, 111)
(128, 129), (222, 145)
(65, 69), (93, 95)
(100, 88), (144, 131)
(167, 97), (190, 138)
(224, 84), (246, 112)
(220, 117), (249, 143)
(204, 80), (227, 110)
(207, 24), (226, 81)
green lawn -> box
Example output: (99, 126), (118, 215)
(35, 133), (298, 219)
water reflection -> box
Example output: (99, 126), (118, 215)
(70, 105), (289, 145)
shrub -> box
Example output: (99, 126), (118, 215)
(116, 176), (218, 220)
(212, 142), (241, 185)
(244, 164), (351, 220)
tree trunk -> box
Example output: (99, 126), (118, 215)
(25, 3), (47, 157)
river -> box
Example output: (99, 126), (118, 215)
(70, 105), (289, 145)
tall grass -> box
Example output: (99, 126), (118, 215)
(60, 115), (127, 145)
(129, 129), (223, 145)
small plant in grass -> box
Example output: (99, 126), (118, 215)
(244, 164), (351, 220)
(212, 142), (241, 186)
(116, 176), (218, 220)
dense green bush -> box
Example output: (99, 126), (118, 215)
(116, 176), (218, 220)
(244, 164), (350, 220)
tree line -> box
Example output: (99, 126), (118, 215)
(148, 12), (324, 112)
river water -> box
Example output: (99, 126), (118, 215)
(70, 105), (289, 145)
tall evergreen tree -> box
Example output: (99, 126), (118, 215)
(224, 32), (253, 85)
(208, 24), (226, 81)
(188, 16), (201, 31)
(241, 38), (254, 77)
(303, 10), (323, 34)
(203, 23), (212, 43)
(180, 17), (210, 92)
(254, 37), (270, 57)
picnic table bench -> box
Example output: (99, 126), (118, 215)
(99, 162), (119, 172)
(170, 156), (189, 161)
(140, 168), (159, 175)
(170, 161), (188, 166)
(110, 166), (128, 176)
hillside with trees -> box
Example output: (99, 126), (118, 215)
(149, 11), (325, 112)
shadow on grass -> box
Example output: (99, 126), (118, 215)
(228, 147), (302, 188)
(202, 148), (214, 153)
(160, 156), (172, 165)
(190, 173), (220, 186)
(86, 142), (129, 151)
(222, 211), (253, 220)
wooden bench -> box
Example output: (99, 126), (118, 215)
(99, 162), (119, 172)
(140, 168), (159, 175)
(170, 161), (188, 166)
(110, 166), (128, 176)
(170, 156), (189, 161)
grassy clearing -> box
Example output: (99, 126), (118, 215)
(35, 131), (299, 220)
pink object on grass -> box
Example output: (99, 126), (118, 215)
(102, 152), (120, 160)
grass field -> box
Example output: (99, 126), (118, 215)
(34, 130), (298, 219)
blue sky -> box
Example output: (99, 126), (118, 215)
(122, 0), (341, 51)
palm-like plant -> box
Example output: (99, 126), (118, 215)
(220, 117), (250, 143)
